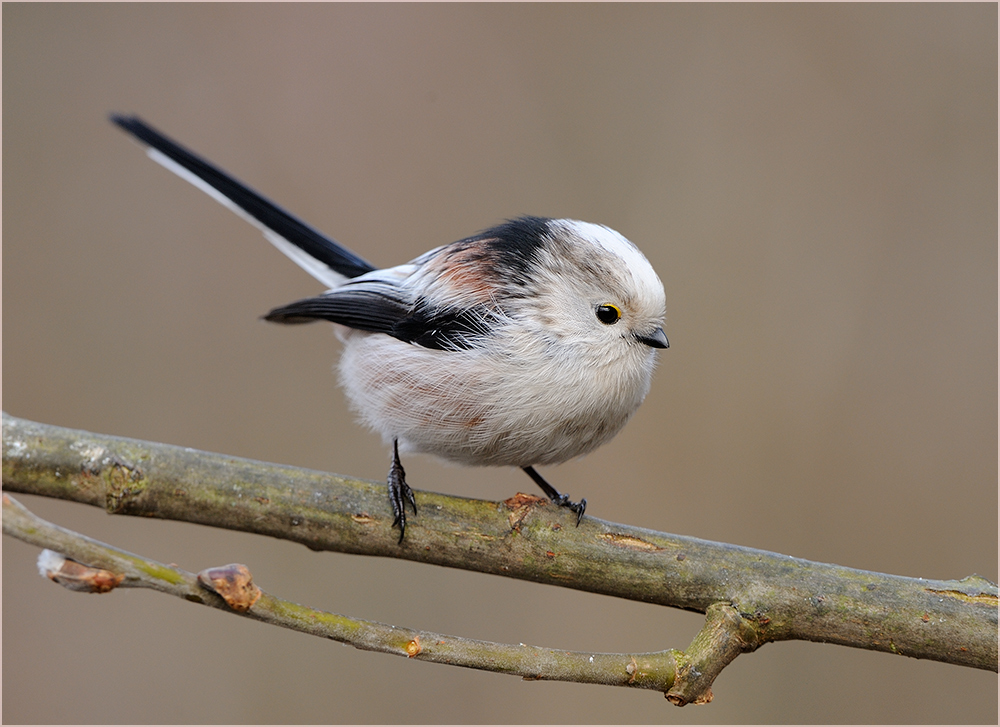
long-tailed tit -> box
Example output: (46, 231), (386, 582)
(111, 115), (669, 541)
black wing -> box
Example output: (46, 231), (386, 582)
(265, 287), (493, 351)
(264, 288), (411, 332)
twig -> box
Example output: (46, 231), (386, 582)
(3, 412), (997, 678)
(3, 493), (702, 699)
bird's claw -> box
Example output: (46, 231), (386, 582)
(388, 440), (416, 543)
(551, 493), (587, 525)
(521, 466), (586, 526)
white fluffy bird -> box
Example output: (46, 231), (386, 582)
(112, 115), (668, 541)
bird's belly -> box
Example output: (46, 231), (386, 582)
(337, 333), (650, 467)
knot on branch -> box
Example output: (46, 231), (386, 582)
(101, 456), (146, 513)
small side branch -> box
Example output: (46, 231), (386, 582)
(3, 493), (685, 695)
(666, 603), (760, 705)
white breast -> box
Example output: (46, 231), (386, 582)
(336, 325), (657, 468)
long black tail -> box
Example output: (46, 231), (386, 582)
(111, 114), (376, 284)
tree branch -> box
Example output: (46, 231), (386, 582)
(3, 412), (997, 693)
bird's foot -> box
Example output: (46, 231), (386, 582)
(521, 466), (586, 525)
(388, 439), (416, 543)
(549, 492), (587, 525)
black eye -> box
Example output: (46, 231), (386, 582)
(595, 304), (622, 325)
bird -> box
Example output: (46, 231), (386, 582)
(111, 114), (669, 542)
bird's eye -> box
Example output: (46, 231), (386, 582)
(595, 304), (622, 325)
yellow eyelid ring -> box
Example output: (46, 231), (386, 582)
(595, 303), (622, 325)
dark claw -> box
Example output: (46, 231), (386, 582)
(549, 492), (587, 525)
(521, 466), (587, 526)
(388, 439), (416, 543)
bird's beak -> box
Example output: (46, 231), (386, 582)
(636, 327), (669, 349)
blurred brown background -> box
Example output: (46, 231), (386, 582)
(3, 4), (996, 724)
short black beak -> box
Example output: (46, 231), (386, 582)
(636, 327), (669, 349)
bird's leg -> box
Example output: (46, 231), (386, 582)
(521, 466), (586, 525)
(388, 439), (417, 543)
